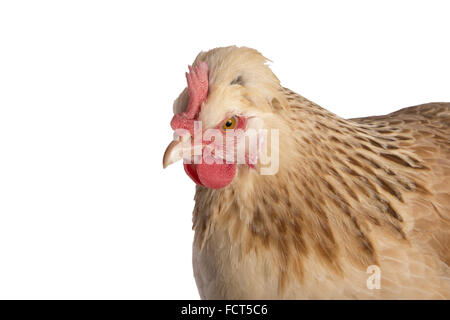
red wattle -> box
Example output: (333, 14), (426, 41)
(183, 162), (236, 189)
(184, 163), (203, 186)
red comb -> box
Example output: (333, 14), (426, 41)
(171, 61), (209, 132)
(185, 61), (209, 118)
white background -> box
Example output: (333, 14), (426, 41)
(0, 1), (449, 299)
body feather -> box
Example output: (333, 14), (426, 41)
(171, 47), (450, 299)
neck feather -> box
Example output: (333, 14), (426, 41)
(192, 92), (429, 286)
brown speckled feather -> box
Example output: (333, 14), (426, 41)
(352, 103), (450, 266)
(175, 47), (450, 299)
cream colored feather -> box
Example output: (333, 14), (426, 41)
(171, 46), (450, 299)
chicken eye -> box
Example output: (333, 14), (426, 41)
(222, 116), (237, 130)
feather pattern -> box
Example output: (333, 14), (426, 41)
(172, 46), (450, 299)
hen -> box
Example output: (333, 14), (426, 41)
(163, 46), (450, 299)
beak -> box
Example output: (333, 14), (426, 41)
(163, 139), (183, 168)
(163, 134), (197, 168)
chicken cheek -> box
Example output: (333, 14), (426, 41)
(184, 163), (236, 189)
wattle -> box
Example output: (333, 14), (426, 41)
(184, 162), (236, 189)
